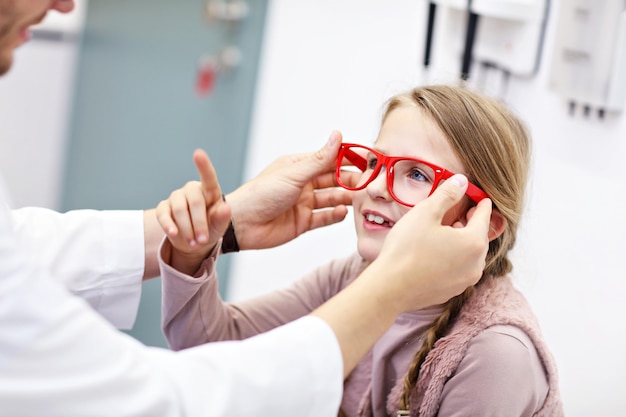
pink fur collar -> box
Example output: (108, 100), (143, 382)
(383, 275), (564, 417)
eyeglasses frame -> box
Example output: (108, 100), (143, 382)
(335, 143), (488, 207)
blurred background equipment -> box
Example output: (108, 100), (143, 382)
(424, 0), (550, 98)
(548, 0), (626, 118)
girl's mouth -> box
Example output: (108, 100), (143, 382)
(365, 213), (395, 227)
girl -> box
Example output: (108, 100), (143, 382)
(158, 85), (563, 416)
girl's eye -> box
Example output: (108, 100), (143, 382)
(402, 161), (435, 184)
(366, 156), (378, 170)
(408, 168), (428, 182)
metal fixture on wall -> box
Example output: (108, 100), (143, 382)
(196, 46), (242, 96)
(196, 0), (248, 96)
(548, 0), (626, 119)
(205, 0), (249, 24)
(424, 0), (550, 99)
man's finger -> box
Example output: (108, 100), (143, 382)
(309, 206), (349, 230)
(419, 174), (469, 219)
(311, 172), (338, 190)
(314, 130), (342, 169)
(193, 149), (222, 203)
(291, 131), (343, 184)
(463, 197), (492, 237)
(313, 188), (353, 210)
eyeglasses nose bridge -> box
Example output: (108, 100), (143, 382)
(378, 155), (397, 185)
(364, 161), (393, 195)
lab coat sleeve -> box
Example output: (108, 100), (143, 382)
(11, 207), (144, 329)
(0, 202), (343, 417)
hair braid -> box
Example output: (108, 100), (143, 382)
(398, 287), (474, 412)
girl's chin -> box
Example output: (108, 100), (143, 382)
(356, 243), (382, 263)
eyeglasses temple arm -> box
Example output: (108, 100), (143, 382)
(342, 147), (368, 172)
(465, 183), (489, 204)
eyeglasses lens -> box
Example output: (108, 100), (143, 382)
(338, 146), (438, 206)
(389, 159), (437, 206)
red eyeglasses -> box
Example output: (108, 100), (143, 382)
(335, 143), (488, 207)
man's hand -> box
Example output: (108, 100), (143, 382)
(372, 174), (492, 311)
(225, 130), (355, 250)
(311, 174), (492, 377)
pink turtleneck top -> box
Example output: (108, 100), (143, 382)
(161, 245), (554, 417)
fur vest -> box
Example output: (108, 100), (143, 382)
(384, 275), (564, 417)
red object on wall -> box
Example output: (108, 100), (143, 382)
(196, 58), (218, 96)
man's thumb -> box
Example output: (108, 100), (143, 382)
(426, 174), (469, 216)
(309, 130), (342, 170)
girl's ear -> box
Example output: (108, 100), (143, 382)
(488, 208), (507, 242)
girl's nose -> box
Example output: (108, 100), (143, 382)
(365, 166), (392, 202)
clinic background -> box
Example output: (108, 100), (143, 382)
(1, 0), (625, 415)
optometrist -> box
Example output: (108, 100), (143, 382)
(0, 1), (494, 416)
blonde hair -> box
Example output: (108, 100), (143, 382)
(386, 85), (531, 412)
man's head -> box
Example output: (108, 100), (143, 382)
(0, 0), (74, 75)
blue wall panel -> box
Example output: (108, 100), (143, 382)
(61, 0), (267, 347)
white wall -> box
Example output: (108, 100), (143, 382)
(0, 0), (86, 209)
(230, 0), (626, 415)
(0, 42), (79, 209)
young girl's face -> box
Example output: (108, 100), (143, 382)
(353, 105), (470, 262)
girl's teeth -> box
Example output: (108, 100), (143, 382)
(366, 214), (385, 224)
(365, 213), (396, 227)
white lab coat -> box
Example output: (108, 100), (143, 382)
(0, 186), (343, 416)
(11, 207), (144, 329)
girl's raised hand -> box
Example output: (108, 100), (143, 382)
(156, 149), (231, 275)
